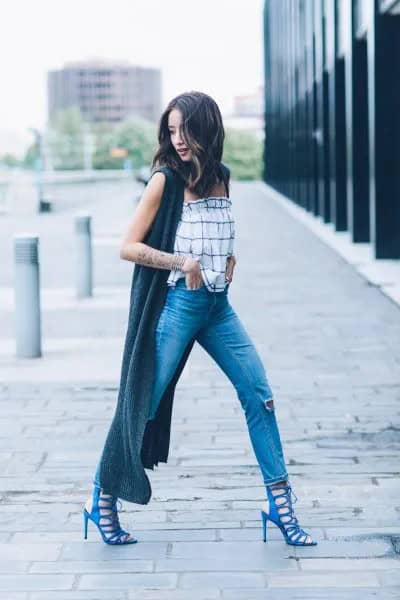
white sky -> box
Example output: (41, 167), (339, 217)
(0, 0), (264, 154)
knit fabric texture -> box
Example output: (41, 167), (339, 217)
(98, 162), (230, 504)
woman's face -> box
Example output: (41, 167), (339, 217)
(168, 108), (192, 162)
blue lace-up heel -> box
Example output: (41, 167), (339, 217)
(83, 485), (137, 545)
(261, 481), (317, 546)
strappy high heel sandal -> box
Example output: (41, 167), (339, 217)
(83, 485), (137, 545)
(260, 481), (317, 546)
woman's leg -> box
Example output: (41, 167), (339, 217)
(147, 285), (207, 421)
(195, 295), (316, 544)
(195, 296), (289, 487)
(94, 283), (206, 485)
(88, 282), (208, 542)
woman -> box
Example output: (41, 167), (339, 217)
(83, 91), (317, 547)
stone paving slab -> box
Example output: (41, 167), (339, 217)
(0, 180), (399, 597)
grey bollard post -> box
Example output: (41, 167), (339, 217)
(74, 213), (93, 298)
(13, 234), (42, 358)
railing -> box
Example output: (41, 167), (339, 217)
(0, 168), (136, 215)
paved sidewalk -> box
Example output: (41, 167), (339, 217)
(0, 179), (399, 598)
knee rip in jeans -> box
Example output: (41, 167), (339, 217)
(264, 397), (275, 412)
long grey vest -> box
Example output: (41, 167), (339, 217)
(98, 162), (230, 504)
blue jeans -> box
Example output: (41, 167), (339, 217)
(94, 277), (289, 488)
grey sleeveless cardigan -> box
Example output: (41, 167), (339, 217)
(98, 162), (230, 504)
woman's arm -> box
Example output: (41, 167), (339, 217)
(120, 172), (186, 270)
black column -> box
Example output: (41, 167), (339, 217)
(333, 0), (349, 232)
(373, 10), (400, 257)
(351, 22), (370, 242)
(313, 1), (324, 218)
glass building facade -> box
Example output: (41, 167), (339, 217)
(263, 0), (400, 258)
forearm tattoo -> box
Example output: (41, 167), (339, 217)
(129, 242), (187, 270)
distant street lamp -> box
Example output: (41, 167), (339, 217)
(28, 128), (53, 212)
(83, 124), (94, 171)
(28, 128), (44, 210)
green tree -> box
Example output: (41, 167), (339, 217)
(1, 153), (21, 167)
(222, 128), (263, 180)
(22, 140), (40, 168)
(92, 117), (157, 170)
(50, 105), (86, 136)
(48, 106), (86, 170)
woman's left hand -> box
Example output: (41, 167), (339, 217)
(225, 255), (236, 283)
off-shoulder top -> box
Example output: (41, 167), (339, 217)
(166, 196), (235, 292)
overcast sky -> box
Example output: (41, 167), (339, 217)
(1, 0), (264, 153)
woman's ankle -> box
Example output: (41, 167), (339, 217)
(268, 479), (287, 489)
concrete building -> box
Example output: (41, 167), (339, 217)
(222, 86), (265, 140)
(47, 58), (161, 124)
(233, 85), (264, 118)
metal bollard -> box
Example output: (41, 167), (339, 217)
(74, 213), (93, 298)
(13, 234), (42, 358)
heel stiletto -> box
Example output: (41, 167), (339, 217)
(260, 481), (317, 546)
(83, 485), (137, 545)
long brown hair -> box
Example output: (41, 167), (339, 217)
(151, 91), (229, 198)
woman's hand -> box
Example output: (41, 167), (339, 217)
(181, 257), (203, 290)
(225, 255), (236, 283)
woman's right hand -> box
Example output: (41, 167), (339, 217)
(181, 257), (203, 290)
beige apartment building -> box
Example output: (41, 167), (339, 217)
(47, 59), (161, 124)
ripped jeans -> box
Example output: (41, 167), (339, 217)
(93, 277), (288, 488)
(148, 276), (289, 487)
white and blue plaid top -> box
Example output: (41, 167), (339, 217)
(166, 196), (235, 292)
